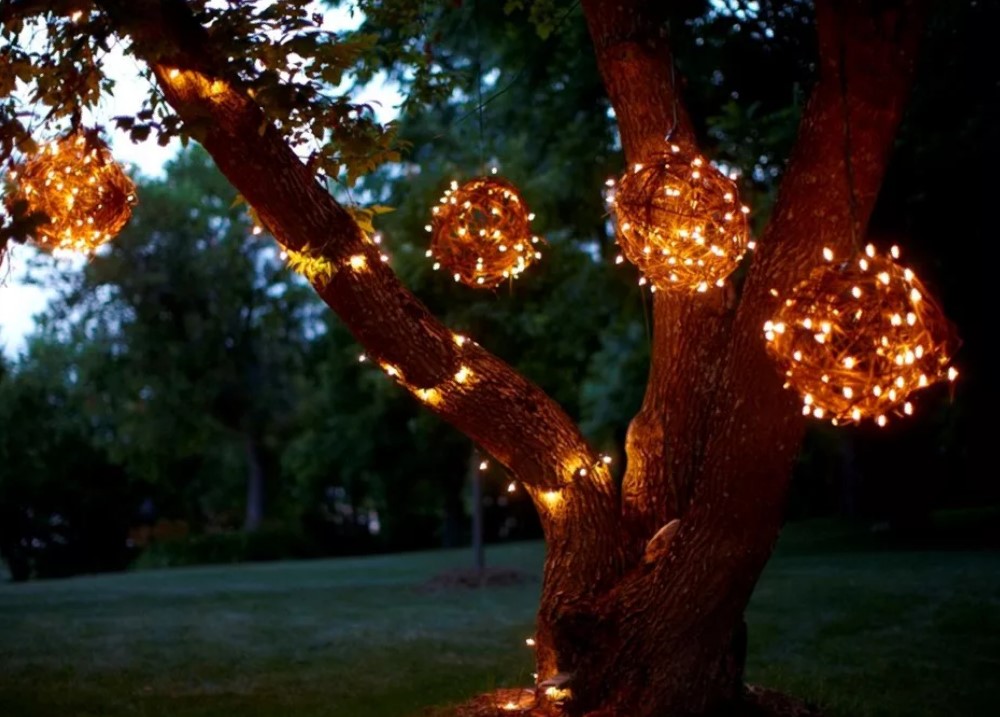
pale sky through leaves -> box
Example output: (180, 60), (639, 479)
(1, 4), (401, 358)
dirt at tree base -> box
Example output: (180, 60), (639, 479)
(436, 685), (823, 717)
(418, 567), (536, 592)
(739, 686), (823, 717)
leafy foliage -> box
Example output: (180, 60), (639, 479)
(0, 0), (990, 583)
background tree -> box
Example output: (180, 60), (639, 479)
(0, 0), (989, 715)
(0, 335), (133, 580)
(40, 148), (315, 532)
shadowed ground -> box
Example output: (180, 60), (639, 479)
(1, 517), (997, 717)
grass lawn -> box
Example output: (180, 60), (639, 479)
(1, 519), (998, 717)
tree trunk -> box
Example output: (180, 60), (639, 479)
(94, 0), (925, 714)
(242, 433), (264, 532)
(523, 2), (924, 715)
(469, 450), (485, 576)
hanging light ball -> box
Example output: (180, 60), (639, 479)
(764, 244), (959, 427)
(612, 144), (751, 293)
(6, 130), (137, 253)
(427, 176), (542, 289)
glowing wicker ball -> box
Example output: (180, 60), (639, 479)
(8, 131), (136, 253)
(764, 244), (958, 427)
(612, 145), (751, 293)
(427, 176), (542, 289)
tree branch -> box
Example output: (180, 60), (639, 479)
(92, 0), (626, 590)
(0, 0), (91, 23)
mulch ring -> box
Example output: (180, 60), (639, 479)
(417, 566), (536, 592)
(453, 688), (540, 716)
(426, 685), (822, 717)
(741, 685), (824, 717)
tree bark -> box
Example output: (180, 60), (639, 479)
(92, 0), (925, 714)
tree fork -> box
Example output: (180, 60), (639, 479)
(76, 0), (926, 715)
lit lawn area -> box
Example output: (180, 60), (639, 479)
(1, 521), (998, 717)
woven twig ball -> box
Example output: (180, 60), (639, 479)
(7, 130), (136, 253)
(612, 145), (751, 293)
(764, 244), (959, 426)
(427, 176), (542, 289)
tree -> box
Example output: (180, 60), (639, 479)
(0, 0), (935, 714)
(0, 335), (134, 580)
(37, 148), (315, 532)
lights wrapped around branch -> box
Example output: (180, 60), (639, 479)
(7, 130), (137, 253)
(612, 145), (751, 293)
(764, 244), (959, 426)
(427, 176), (542, 289)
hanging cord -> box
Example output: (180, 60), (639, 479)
(440, 1), (582, 138)
(836, 6), (861, 247)
(666, 20), (680, 142)
(473, 0), (486, 171)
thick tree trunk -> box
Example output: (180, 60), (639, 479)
(523, 2), (924, 716)
(90, 0), (924, 715)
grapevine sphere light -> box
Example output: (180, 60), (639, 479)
(764, 244), (959, 427)
(612, 144), (751, 293)
(7, 130), (137, 253)
(426, 176), (542, 289)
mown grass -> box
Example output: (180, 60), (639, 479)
(1, 519), (998, 717)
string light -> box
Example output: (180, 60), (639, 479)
(612, 145), (751, 292)
(491, 689), (536, 713)
(427, 176), (543, 288)
(414, 387), (441, 406)
(764, 245), (959, 426)
(544, 686), (572, 703)
(7, 130), (136, 253)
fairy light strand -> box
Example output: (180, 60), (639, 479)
(427, 176), (543, 289)
(612, 145), (750, 293)
(764, 245), (958, 426)
(7, 130), (136, 253)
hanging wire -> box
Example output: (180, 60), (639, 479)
(639, 281), (652, 350)
(666, 20), (680, 142)
(473, 0), (486, 170)
(439, 1), (582, 138)
(836, 6), (861, 247)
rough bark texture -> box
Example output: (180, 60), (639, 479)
(87, 0), (925, 714)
